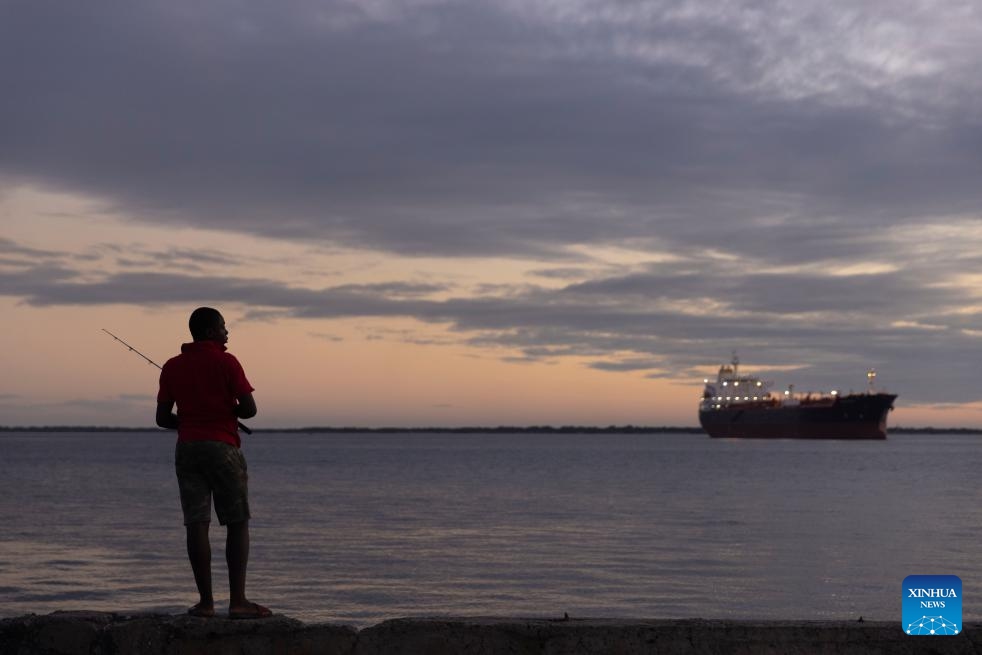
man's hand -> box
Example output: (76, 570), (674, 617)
(156, 400), (179, 429)
(236, 393), (257, 419)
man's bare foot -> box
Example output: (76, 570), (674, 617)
(228, 601), (272, 619)
(187, 602), (215, 618)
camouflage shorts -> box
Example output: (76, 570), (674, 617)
(175, 441), (251, 526)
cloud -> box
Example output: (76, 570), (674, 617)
(118, 394), (156, 402)
(0, 238), (63, 261)
(3, 238), (982, 404)
(309, 332), (345, 343)
(589, 358), (667, 373)
(2, 1), (981, 261)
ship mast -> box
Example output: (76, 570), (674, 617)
(866, 369), (877, 393)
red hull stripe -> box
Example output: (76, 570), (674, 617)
(700, 421), (887, 440)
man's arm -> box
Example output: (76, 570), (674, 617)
(236, 392), (257, 419)
(156, 400), (179, 429)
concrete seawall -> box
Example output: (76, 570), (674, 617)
(1, 611), (978, 654)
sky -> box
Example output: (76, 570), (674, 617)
(2, 0), (982, 428)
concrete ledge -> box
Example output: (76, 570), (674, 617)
(2, 612), (978, 654)
(0, 612), (356, 655)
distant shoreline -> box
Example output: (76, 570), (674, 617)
(1, 425), (980, 434)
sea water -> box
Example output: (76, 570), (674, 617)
(0, 430), (979, 626)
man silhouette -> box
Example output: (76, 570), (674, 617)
(156, 307), (270, 619)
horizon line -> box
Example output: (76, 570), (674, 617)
(1, 425), (980, 434)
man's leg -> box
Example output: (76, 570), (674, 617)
(215, 445), (269, 618)
(225, 520), (270, 617)
(186, 521), (214, 613)
(226, 519), (249, 609)
(177, 441), (216, 617)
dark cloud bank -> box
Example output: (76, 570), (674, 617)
(3, 1), (982, 408)
(3, 246), (981, 405)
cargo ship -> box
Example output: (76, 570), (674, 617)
(699, 355), (897, 439)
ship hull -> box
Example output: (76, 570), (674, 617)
(699, 393), (897, 440)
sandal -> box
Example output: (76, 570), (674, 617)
(228, 602), (272, 620)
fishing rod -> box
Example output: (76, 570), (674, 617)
(102, 328), (253, 434)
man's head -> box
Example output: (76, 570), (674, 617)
(189, 307), (228, 343)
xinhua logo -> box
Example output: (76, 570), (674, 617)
(902, 575), (962, 635)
